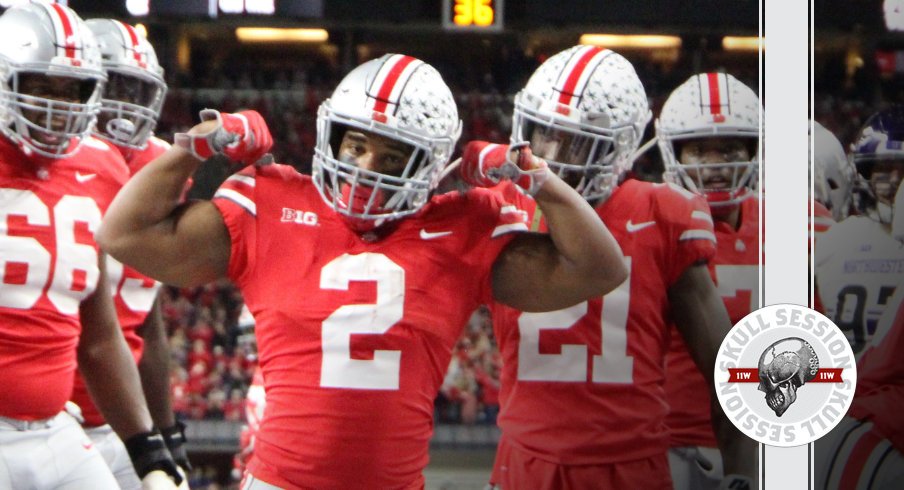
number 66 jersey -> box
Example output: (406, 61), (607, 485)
(0, 137), (128, 421)
(489, 179), (716, 467)
(213, 164), (529, 489)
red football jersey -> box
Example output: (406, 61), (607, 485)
(490, 179), (716, 465)
(0, 136), (128, 420)
(213, 165), (529, 489)
(665, 196), (761, 447)
(70, 136), (169, 426)
(848, 288), (904, 453)
(811, 200), (834, 235)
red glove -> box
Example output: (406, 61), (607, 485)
(175, 109), (273, 165)
(459, 140), (550, 195)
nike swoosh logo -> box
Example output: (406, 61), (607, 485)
(75, 172), (96, 183)
(626, 220), (656, 232)
(420, 229), (453, 240)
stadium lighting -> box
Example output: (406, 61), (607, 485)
(885, 0), (904, 31)
(578, 34), (682, 49)
(235, 28), (329, 43)
(135, 23), (148, 40)
(723, 36), (764, 52)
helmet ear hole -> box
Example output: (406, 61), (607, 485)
(329, 123), (350, 158)
(78, 79), (98, 104)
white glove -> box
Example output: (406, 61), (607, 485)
(141, 470), (179, 490)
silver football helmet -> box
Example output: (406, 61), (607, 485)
(812, 121), (856, 221)
(0, 1), (106, 158)
(657, 72), (761, 207)
(313, 54), (462, 231)
(87, 18), (166, 150)
(512, 45), (651, 202)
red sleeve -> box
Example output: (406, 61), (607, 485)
(212, 167), (259, 286)
(467, 188), (530, 304)
(658, 185), (717, 285)
(849, 292), (904, 451)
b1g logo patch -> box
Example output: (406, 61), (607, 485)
(714, 304), (857, 447)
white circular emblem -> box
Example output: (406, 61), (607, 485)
(714, 303), (857, 447)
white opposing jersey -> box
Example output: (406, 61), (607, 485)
(815, 216), (904, 355)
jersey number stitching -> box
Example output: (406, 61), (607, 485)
(516, 257), (634, 384)
(0, 190), (102, 314)
(320, 253), (404, 390)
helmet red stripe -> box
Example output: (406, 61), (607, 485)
(706, 72), (722, 115)
(558, 46), (604, 106)
(373, 55), (417, 114)
(50, 3), (77, 59)
(120, 21), (144, 65)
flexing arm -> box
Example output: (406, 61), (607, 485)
(491, 172), (627, 312)
(98, 110), (270, 287)
(96, 139), (228, 287)
(668, 264), (758, 483)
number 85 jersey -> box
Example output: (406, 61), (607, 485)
(0, 137), (128, 420)
(490, 179), (716, 465)
(815, 215), (904, 355)
(213, 164), (529, 489)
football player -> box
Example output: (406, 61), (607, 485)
(815, 182), (904, 490)
(815, 106), (904, 355)
(657, 72), (762, 490)
(0, 2), (181, 489)
(63, 18), (191, 490)
(813, 121), (856, 224)
(481, 48), (757, 490)
(96, 53), (627, 488)
(811, 121), (850, 313)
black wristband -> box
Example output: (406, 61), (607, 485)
(124, 430), (183, 485)
(161, 421), (192, 472)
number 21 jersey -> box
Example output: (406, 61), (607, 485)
(491, 179), (716, 464)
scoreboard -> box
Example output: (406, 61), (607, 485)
(443, 0), (503, 31)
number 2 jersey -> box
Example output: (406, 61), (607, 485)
(816, 215), (904, 355)
(69, 136), (170, 427)
(490, 179), (716, 464)
(213, 164), (529, 489)
(0, 136), (128, 420)
(665, 195), (761, 447)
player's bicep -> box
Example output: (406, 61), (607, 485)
(131, 200), (230, 287)
(492, 232), (596, 312)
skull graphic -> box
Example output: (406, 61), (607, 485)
(757, 337), (819, 417)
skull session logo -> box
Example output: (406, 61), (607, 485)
(714, 304), (857, 447)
